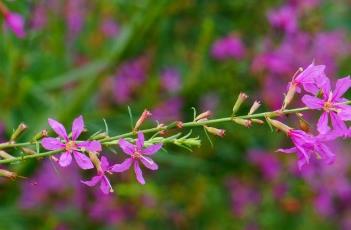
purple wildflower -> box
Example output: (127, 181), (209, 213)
(302, 76), (351, 135)
(211, 34), (246, 60)
(267, 6), (298, 34)
(4, 12), (26, 38)
(278, 129), (335, 170)
(160, 68), (181, 93)
(111, 132), (162, 185)
(81, 156), (114, 194)
(41, 115), (101, 169)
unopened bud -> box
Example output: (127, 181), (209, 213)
(0, 169), (17, 179)
(21, 147), (36, 155)
(195, 110), (212, 121)
(232, 92), (248, 116)
(248, 101), (261, 115)
(251, 119), (264, 125)
(134, 109), (152, 131)
(266, 117), (292, 134)
(176, 121), (184, 129)
(296, 113), (310, 133)
(205, 126), (225, 137)
(0, 151), (15, 159)
(10, 123), (27, 141)
(233, 118), (252, 127)
(88, 151), (102, 172)
(32, 129), (48, 141)
(282, 83), (297, 110)
(156, 123), (166, 135)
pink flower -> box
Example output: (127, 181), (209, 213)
(41, 115), (101, 169)
(267, 6), (298, 34)
(81, 156), (114, 194)
(211, 34), (246, 60)
(278, 129), (336, 170)
(111, 132), (162, 184)
(4, 12), (26, 38)
(302, 76), (351, 135)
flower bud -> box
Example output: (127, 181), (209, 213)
(266, 117), (292, 134)
(134, 109), (152, 131)
(195, 110), (212, 121)
(0, 169), (17, 179)
(21, 147), (36, 155)
(205, 126), (225, 137)
(10, 123), (27, 141)
(0, 151), (15, 159)
(88, 151), (102, 173)
(90, 132), (109, 140)
(248, 101), (261, 115)
(232, 92), (248, 116)
(251, 119), (264, 125)
(296, 113), (310, 133)
(176, 121), (184, 129)
(156, 123), (166, 135)
(233, 118), (252, 127)
(282, 83), (297, 110)
(32, 129), (48, 141)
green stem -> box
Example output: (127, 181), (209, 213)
(0, 100), (350, 165)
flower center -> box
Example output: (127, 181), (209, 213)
(132, 151), (142, 160)
(65, 141), (77, 152)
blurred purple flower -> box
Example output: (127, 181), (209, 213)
(41, 116), (101, 169)
(66, 0), (86, 39)
(302, 76), (351, 135)
(211, 34), (246, 60)
(152, 97), (183, 123)
(227, 179), (260, 217)
(248, 149), (281, 181)
(4, 12), (26, 38)
(101, 17), (120, 38)
(112, 132), (162, 185)
(267, 6), (298, 34)
(31, 3), (47, 30)
(81, 156), (114, 194)
(113, 56), (149, 104)
(160, 68), (181, 93)
(200, 93), (219, 112)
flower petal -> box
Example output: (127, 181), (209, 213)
(111, 158), (133, 172)
(317, 112), (330, 134)
(143, 143), (163, 155)
(140, 156), (158, 170)
(134, 161), (145, 185)
(81, 176), (101, 187)
(73, 151), (94, 169)
(78, 141), (102, 152)
(48, 118), (68, 140)
(136, 132), (144, 150)
(330, 112), (348, 135)
(301, 95), (324, 109)
(71, 115), (84, 141)
(59, 152), (72, 167)
(277, 147), (296, 154)
(100, 156), (110, 171)
(332, 76), (351, 100)
(316, 144), (335, 165)
(338, 104), (351, 121)
(118, 139), (135, 155)
(100, 176), (112, 194)
(41, 137), (65, 150)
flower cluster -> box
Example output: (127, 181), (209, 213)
(41, 115), (163, 194)
(269, 62), (351, 170)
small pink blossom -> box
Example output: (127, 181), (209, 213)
(211, 34), (246, 60)
(81, 156), (114, 194)
(302, 76), (351, 135)
(111, 132), (162, 184)
(41, 115), (101, 169)
(4, 12), (26, 38)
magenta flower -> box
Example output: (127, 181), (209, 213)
(111, 132), (162, 184)
(81, 156), (114, 194)
(290, 62), (327, 94)
(41, 115), (101, 169)
(267, 6), (298, 34)
(278, 129), (335, 169)
(4, 12), (26, 38)
(302, 76), (351, 135)
(211, 34), (246, 60)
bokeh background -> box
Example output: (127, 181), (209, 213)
(1, 0), (351, 229)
